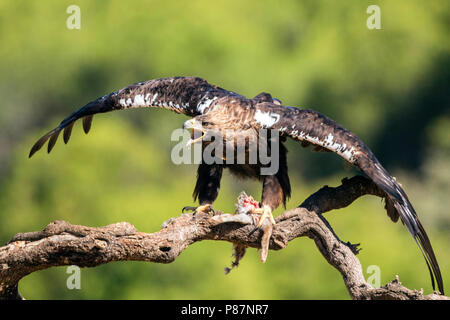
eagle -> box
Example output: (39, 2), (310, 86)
(29, 76), (444, 294)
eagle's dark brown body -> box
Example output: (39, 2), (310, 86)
(194, 141), (290, 213)
(29, 76), (444, 294)
(174, 91), (291, 211)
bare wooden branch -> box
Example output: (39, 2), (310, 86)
(0, 175), (447, 300)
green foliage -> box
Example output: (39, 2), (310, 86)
(0, 0), (448, 299)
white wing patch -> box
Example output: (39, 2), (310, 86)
(119, 95), (146, 108)
(197, 97), (218, 114)
(149, 93), (158, 104)
(117, 89), (194, 113)
(292, 131), (357, 163)
(254, 110), (280, 128)
(133, 94), (146, 106)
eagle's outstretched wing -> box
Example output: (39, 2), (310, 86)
(29, 76), (241, 157)
(260, 104), (443, 294)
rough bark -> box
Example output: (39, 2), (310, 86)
(0, 175), (447, 300)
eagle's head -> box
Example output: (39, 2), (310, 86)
(183, 118), (224, 147)
(182, 118), (206, 147)
(182, 116), (257, 153)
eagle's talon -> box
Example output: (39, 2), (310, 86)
(252, 205), (276, 228)
(182, 206), (196, 214)
(182, 204), (215, 215)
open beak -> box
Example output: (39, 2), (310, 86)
(183, 119), (205, 147)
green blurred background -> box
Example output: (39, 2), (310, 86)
(0, 0), (448, 299)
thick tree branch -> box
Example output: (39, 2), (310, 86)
(0, 175), (447, 300)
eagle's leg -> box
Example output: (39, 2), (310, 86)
(255, 175), (285, 226)
(253, 142), (290, 227)
(183, 164), (223, 215)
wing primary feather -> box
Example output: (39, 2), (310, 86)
(82, 115), (93, 134)
(63, 121), (75, 144)
(29, 130), (56, 158)
(415, 221), (444, 294)
(47, 130), (61, 154)
(363, 157), (444, 294)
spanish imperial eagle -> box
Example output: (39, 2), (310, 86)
(29, 76), (444, 294)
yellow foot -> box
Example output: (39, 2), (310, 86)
(252, 205), (276, 227)
(182, 204), (215, 215)
(250, 205), (275, 263)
